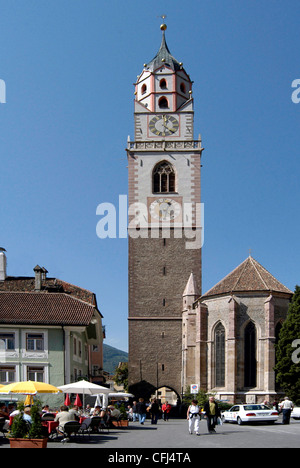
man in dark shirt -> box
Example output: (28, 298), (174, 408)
(136, 398), (147, 425)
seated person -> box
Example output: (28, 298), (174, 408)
(90, 405), (102, 416)
(69, 406), (80, 421)
(55, 405), (76, 436)
(0, 404), (9, 419)
(0, 404), (10, 431)
(109, 406), (121, 422)
(23, 407), (32, 423)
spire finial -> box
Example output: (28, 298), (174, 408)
(159, 14), (167, 31)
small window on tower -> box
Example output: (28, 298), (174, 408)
(141, 84), (147, 95)
(158, 96), (169, 109)
(160, 78), (167, 90)
(180, 82), (186, 94)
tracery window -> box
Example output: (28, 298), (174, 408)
(215, 323), (225, 387)
(153, 161), (176, 193)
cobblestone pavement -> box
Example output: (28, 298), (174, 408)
(1, 416), (300, 449)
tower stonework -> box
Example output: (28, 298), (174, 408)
(127, 25), (203, 399)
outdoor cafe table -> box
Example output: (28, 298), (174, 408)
(41, 420), (59, 435)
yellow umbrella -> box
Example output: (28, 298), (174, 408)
(0, 381), (62, 395)
(24, 395), (33, 406)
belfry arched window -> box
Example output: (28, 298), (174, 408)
(160, 79), (167, 90)
(153, 161), (176, 193)
(244, 322), (257, 388)
(158, 96), (169, 109)
(215, 323), (225, 387)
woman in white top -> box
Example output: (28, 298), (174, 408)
(187, 400), (201, 436)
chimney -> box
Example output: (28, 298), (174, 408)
(33, 265), (43, 291)
(0, 248), (7, 281)
(41, 267), (48, 281)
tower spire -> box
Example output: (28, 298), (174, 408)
(145, 19), (182, 72)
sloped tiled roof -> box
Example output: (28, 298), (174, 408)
(0, 292), (97, 325)
(202, 256), (293, 298)
(0, 276), (96, 306)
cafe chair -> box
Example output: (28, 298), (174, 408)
(60, 421), (82, 442)
(0, 417), (7, 438)
(41, 413), (55, 421)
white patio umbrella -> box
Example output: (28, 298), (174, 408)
(58, 380), (110, 408)
(95, 392), (134, 408)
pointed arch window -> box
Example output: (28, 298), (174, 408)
(153, 161), (176, 193)
(215, 323), (225, 387)
(275, 322), (283, 391)
(244, 322), (257, 388)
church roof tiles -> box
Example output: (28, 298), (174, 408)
(202, 256), (293, 298)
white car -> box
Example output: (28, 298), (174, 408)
(222, 404), (279, 425)
(291, 407), (300, 420)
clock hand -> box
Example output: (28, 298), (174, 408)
(162, 115), (169, 129)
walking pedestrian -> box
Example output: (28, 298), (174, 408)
(136, 398), (147, 425)
(204, 396), (221, 434)
(187, 400), (201, 436)
(132, 401), (138, 422)
(280, 396), (294, 425)
(149, 398), (160, 425)
(162, 401), (172, 421)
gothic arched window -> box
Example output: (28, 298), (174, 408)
(244, 322), (257, 388)
(275, 322), (283, 391)
(215, 323), (225, 387)
(153, 161), (176, 194)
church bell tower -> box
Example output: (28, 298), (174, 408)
(127, 23), (203, 399)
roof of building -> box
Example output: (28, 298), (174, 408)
(183, 272), (200, 297)
(145, 26), (182, 72)
(202, 256), (293, 299)
(0, 291), (98, 326)
(0, 276), (97, 307)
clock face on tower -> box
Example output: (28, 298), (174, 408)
(149, 115), (179, 137)
(149, 198), (182, 222)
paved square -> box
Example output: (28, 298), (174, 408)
(2, 416), (300, 449)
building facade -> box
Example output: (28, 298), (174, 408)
(182, 256), (293, 404)
(127, 24), (202, 399)
(0, 249), (105, 405)
(127, 25), (293, 404)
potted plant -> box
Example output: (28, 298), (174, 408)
(118, 403), (129, 427)
(8, 400), (48, 448)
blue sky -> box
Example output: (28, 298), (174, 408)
(0, 0), (299, 352)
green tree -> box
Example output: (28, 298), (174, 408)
(113, 362), (128, 392)
(275, 285), (300, 405)
(28, 400), (44, 439)
(183, 387), (211, 409)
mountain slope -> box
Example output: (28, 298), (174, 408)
(103, 344), (128, 375)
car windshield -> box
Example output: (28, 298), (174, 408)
(243, 405), (269, 411)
